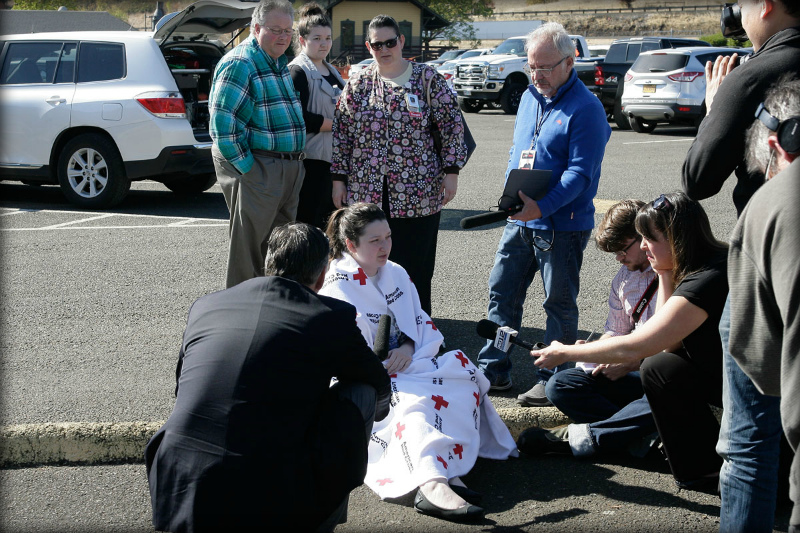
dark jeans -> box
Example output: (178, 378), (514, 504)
(641, 348), (723, 482)
(381, 188), (440, 316)
(547, 368), (657, 455)
(297, 158), (336, 230)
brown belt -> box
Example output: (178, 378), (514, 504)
(253, 149), (306, 161)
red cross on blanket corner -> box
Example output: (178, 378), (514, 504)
(377, 478), (393, 486)
(453, 444), (464, 459)
(431, 394), (449, 410)
(395, 422), (405, 439)
(426, 320), (438, 331)
(437, 455), (448, 469)
(352, 267), (368, 285)
(473, 392), (480, 406)
(455, 351), (469, 367)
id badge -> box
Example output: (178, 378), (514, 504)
(406, 93), (422, 118)
(518, 149), (536, 169)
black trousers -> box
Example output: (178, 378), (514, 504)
(640, 348), (723, 483)
(297, 158), (337, 230)
(382, 187), (441, 316)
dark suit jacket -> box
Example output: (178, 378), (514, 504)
(145, 276), (391, 533)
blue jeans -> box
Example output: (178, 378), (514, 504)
(547, 368), (657, 456)
(717, 297), (782, 533)
(478, 223), (590, 384)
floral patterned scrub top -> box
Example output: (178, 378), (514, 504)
(331, 62), (468, 218)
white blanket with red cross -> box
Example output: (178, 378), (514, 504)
(321, 255), (518, 498)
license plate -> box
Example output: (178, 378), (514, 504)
(643, 84), (656, 93)
(462, 90), (472, 96)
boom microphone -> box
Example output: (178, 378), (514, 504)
(476, 319), (537, 351)
(460, 206), (521, 229)
(373, 314), (392, 362)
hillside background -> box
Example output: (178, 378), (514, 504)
(11, 0), (725, 41)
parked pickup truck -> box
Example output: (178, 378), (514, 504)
(589, 36), (711, 129)
(453, 34), (591, 114)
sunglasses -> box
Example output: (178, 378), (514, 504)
(652, 194), (672, 211)
(369, 36), (399, 51)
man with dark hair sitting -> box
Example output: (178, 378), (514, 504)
(518, 199), (660, 459)
(145, 222), (391, 533)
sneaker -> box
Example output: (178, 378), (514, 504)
(489, 377), (512, 391)
(516, 382), (552, 407)
(517, 425), (571, 455)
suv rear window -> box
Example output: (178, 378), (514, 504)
(630, 53), (690, 73)
(77, 42), (125, 83)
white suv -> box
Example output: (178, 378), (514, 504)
(0, 0), (256, 208)
(621, 46), (743, 133)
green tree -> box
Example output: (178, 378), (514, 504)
(420, 0), (493, 46)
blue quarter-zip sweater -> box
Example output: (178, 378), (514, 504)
(505, 69), (611, 232)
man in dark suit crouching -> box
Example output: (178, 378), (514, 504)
(145, 222), (391, 533)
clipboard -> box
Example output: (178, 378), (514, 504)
(498, 169), (552, 211)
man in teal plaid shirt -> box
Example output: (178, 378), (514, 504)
(210, 0), (306, 288)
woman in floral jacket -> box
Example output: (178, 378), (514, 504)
(331, 14), (468, 315)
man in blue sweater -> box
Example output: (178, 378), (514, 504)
(478, 22), (611, 406)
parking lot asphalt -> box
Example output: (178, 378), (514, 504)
(1, 110), (773, 531)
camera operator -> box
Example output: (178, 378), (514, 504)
(681, 2), (800, 531)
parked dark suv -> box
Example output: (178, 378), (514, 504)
(590, 36), (710, 130)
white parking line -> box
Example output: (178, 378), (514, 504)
(40, 213), (115, 229)
(623, 138), (694, 145)
(0, 208), (227, 231)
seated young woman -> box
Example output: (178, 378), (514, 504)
(320, 202), (517, 522)
(523, 192), (728, 494)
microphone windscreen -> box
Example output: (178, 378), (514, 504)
(460, 210), (513, 229)
(373, 314), (392, 362)
(476, 319), (501, 340)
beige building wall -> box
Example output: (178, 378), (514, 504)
(330, 1), (421, 43)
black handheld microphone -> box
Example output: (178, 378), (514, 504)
(460, 206), (521, 230)
(373, 314), (392, 362)
(476, 319), (539, 351)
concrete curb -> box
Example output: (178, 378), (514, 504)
(0, 408), (570, 468)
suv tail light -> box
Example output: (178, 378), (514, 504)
(594, 64), (604, 85)
(668, 71), (703, 82)
(624, 72), (633, 82)
(136, 91), (186, 118)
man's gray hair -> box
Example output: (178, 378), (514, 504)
(525, 22), (574, 59)
(264, 222), (330, 287)
(746, 75), (800, 175)
(251, 0), (295, 32)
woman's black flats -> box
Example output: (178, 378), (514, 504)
(449, 483), (484, 505)
(413, 489), (485, 522)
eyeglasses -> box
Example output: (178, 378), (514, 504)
(524, 56), (569, 77)
(265, 26), (294, 36)
(615, 237), (641, 258)
(652, 194), (672, 211)
(369, 36), (399, 51)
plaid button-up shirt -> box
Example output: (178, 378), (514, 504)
(210, 37), (305, 175)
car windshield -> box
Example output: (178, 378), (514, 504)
(439, 50), (462, 61)
(630, 53), (689, 73)
(460, 50), (483, 59)
(493, 39), (526, 57)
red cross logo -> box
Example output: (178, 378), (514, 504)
(395, 423), (405, 439)
(473, 392), (480, 406)
(455, 351), (469, 367)
(377, 478), (393, 486)
(389, 373), (397, 379)
(453, 444), (464, 459)
(426, 320), (438, 331)
(431, 395), (449, 410)
(352, 268), (368, 285)
(437, 455), (448, 469)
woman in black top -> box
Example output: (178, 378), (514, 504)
(526, 192), (728, 492)
(288, 3), (345, 228)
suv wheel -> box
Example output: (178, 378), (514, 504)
(57, 133), (130, 208)
(613, 97), (631, 130)
(500, 81), (525, 114)
(459, 98), (484, 113)
(164, 173), (218, 195)
(630, 117), (657, 134)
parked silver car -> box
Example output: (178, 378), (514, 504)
(621, 46), (744, 133)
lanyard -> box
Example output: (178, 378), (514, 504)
(530, 101), (554, 150)
(632, 277), (659, 323)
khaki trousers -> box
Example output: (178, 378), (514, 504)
(213, 147), (305, 288)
